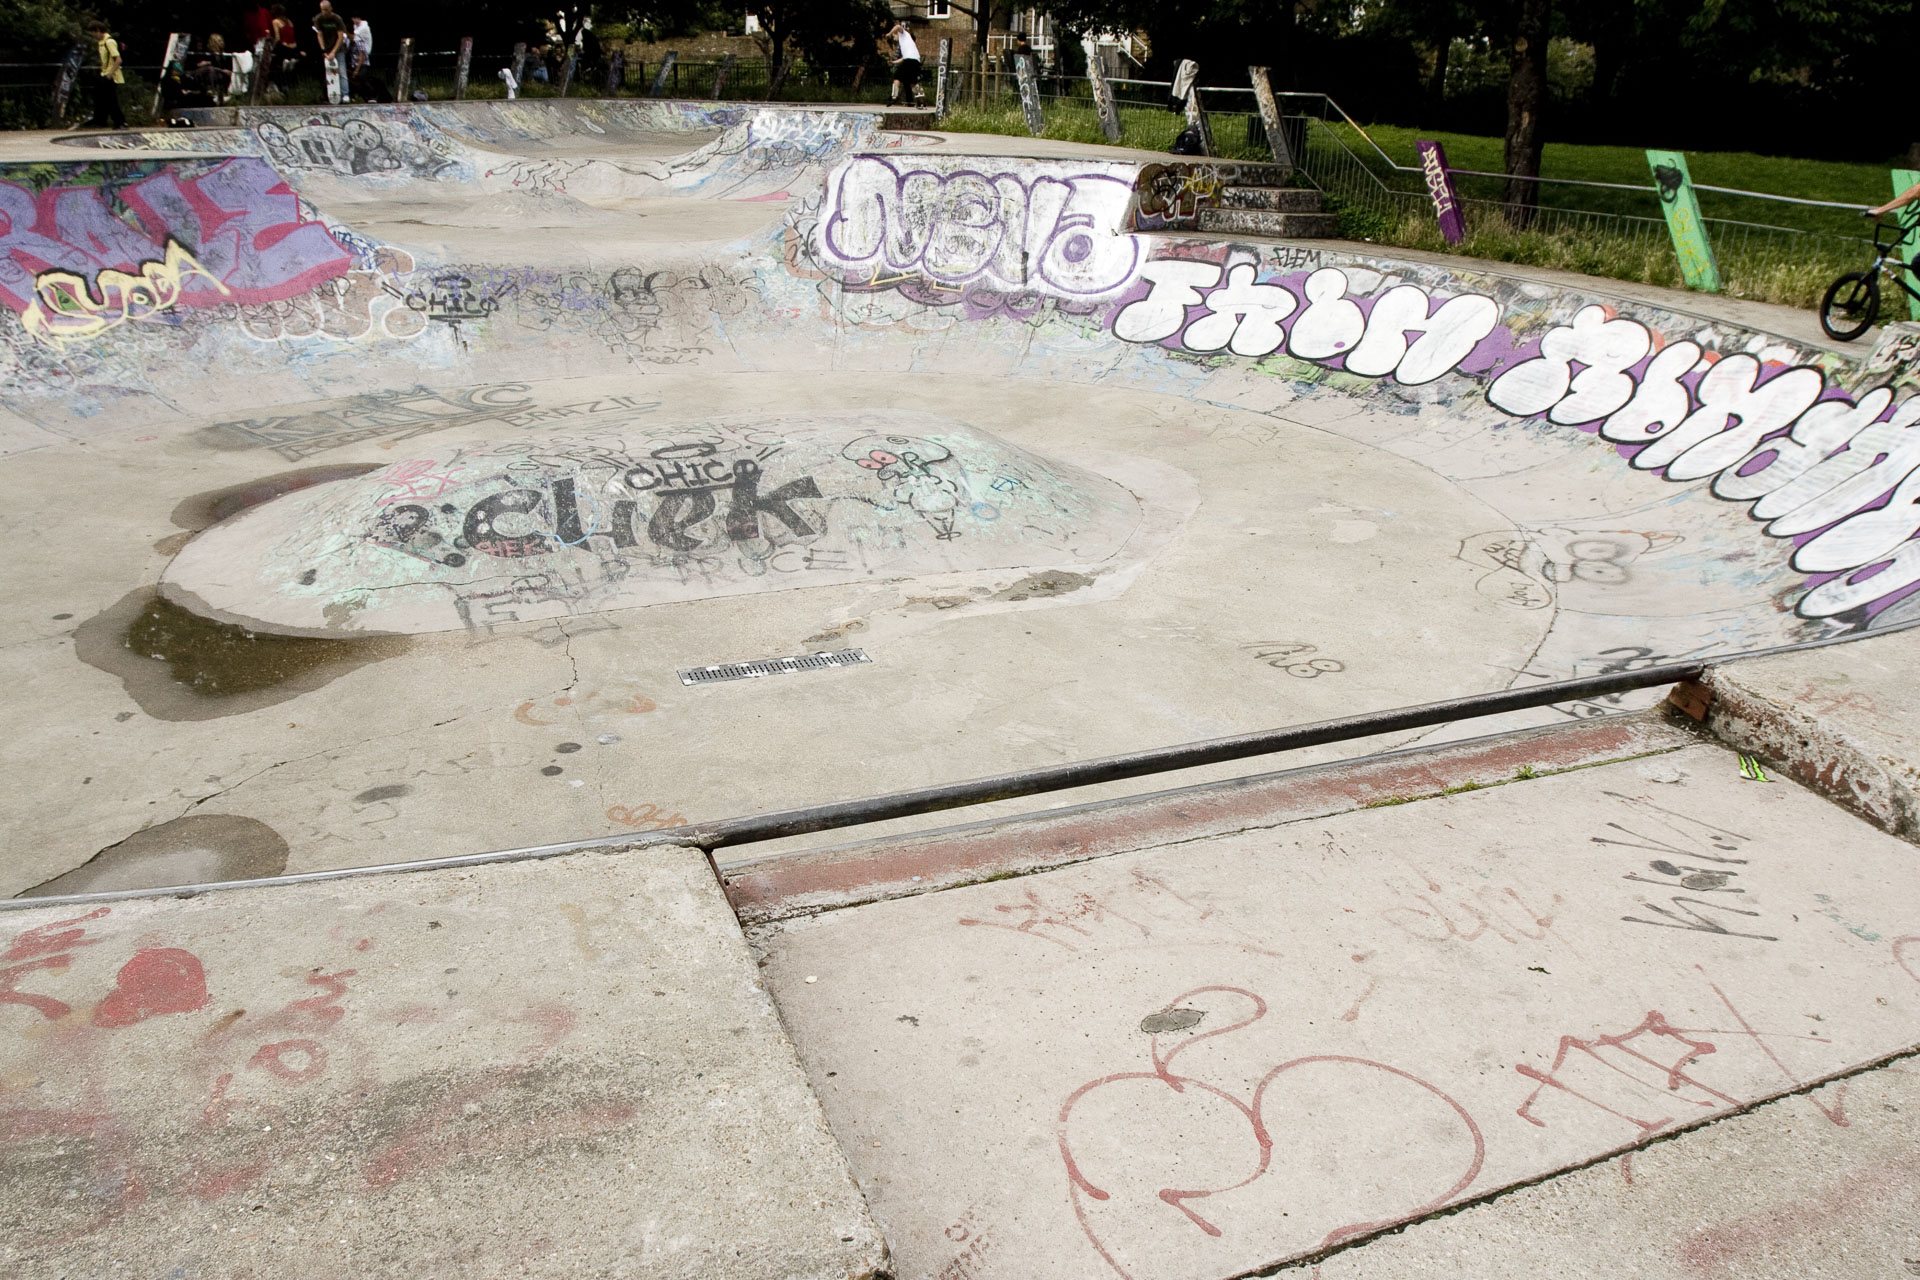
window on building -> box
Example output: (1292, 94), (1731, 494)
(927, 0), (951, 17)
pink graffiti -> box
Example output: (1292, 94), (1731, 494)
(0, 157), (351, 319)
(1058, 985), (1485, 1278)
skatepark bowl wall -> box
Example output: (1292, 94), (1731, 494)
(13, 97), (1920, 1280)
(6, 100), (1920, 894)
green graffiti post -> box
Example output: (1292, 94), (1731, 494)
(1893, 169), (1920, 320)
(1646, 150), (1721, 293)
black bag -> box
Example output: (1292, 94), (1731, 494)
(1169, 126), (1205, 156)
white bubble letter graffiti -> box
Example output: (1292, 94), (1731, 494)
(1634, 356), (1824, 480)
(1182, 263), (1298, 357)
(1113, 259), (1221, 344)
(1345, 286), (1499, 384)
(1287, 268), (1365, 360)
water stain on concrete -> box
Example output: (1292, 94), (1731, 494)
(74, 588), (411, 722)
(18, 814), (290, 896)
(156, 464), (383, 555)
(1139, 1008), (1206, 1035)
(993, 570), (1095, 602)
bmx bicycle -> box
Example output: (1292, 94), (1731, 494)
(1820, 211), (1920, 341)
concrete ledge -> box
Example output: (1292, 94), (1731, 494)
(724, 711), (1694, 924)
(1702, 633), (1920, 842)
(0, 848), (885, 1279)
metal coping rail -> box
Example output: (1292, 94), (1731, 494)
(0, 659), (1708, 911)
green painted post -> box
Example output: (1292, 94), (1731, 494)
(1646, 150), (1721, 293)
(1893, 169), (1920, 320)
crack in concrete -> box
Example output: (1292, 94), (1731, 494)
(1251, 1039), (1920, 1277)
(176, 722), (439, 818)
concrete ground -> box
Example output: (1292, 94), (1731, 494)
(752, 728), (1920, 1280)
(8, 97), (1920, 1279)
(0, 846), (885, 1280)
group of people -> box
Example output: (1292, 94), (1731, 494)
(83, 4), (379, 126)
(255, 2), (375, 104)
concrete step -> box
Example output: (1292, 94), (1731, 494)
(1219, 185), (1323, 213)
(1196, 206), (1341, 238)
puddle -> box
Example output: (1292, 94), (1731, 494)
(157, 463), (382, 554)
(74, 588), (411, 722)
(19, 814), (289, 896)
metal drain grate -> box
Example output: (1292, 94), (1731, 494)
(678, 649), (871, 687)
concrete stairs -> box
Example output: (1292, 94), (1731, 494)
(1198, 183), (1340, 238)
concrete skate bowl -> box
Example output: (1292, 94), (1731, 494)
(3, 99), (1916, 896)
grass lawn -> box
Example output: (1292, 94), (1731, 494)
(1330, 122), (1897, 237)
(934, 95), (1905, 308)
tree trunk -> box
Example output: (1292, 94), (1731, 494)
(1503, 0), (1550, 229)
(1429, 34), (1452, 112)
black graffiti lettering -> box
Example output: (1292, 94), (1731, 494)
(551, 476), (587, 545)
(648, 490), (717, 552)
(609, 499), (640, 549)
(725, 459), (822, 542)
(1621, 897), (1777, 942)
(463, 488), (550, 558)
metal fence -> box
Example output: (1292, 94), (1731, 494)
(0, 49), (912, 125)
(5, 46), (1889, 311)
(1278, 92), (1874, 309)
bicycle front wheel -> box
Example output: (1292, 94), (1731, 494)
(1821, 271), (1881, 342)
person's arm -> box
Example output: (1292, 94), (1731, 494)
(1868, 180), (1920, 218)
(102, 38), (121, 79)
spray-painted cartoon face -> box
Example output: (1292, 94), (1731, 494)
(842, 435), (964, 539)
(841, 434), (954, 479)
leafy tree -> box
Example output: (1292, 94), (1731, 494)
(739, 0), (890, 83)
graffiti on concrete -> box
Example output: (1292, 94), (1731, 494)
(1058, 984), (1485, 1275)
(1099, 248), (1920, 626)
(230, 242), (426, 343)
(817, 156), (1141, 297)
(1128, 161), (1289, 231)
(200, 383), (542, 460)
(1486, 305), (1920, 621)
(254, 113), (460, 179)
(162, 413), (1148, 635)
(19, 238), (228, 347)
(1115, 259), (1499, 380)
(0, 158), (351, 346)
(0, 903), (639, 1250)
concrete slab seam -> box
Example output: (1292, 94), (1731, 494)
(727, 739), (1697, 925)
(1247, 1037), (1920, 1278)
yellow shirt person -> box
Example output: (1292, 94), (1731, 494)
(86, 22), (126, 127)
(97, 32), (123, 84)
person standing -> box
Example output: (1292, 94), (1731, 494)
(350, 13), (371, 77)
(888, 21), (922, 106)
(269, 4), (300, 97)
(85, 21), (126, 128)
(313, 0), (348, 104)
